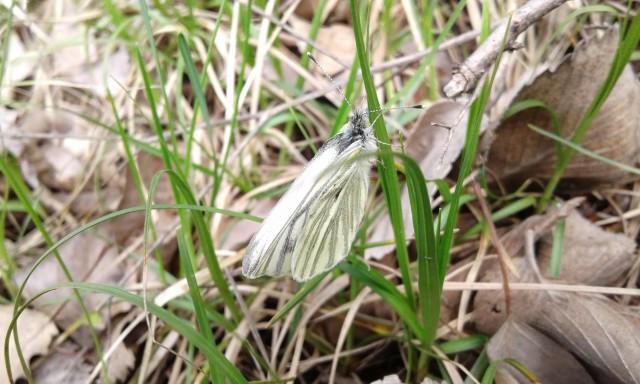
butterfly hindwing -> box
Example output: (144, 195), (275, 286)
(291, 159), (369, 281)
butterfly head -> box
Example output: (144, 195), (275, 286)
(334, 108), (376, 152)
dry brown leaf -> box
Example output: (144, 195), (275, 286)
(497, 198), (583, 258)
(474, 202), (640, 384)
(538, 211), (636, 286)
(30, 341), (93, 384)
(0, 106), (20, 155)
(70, 46), (131, 98)
(477, 288), (640, 383)
(100, 323), (135, 382)
(474, 269), (542, 334)
(109, 164), (148, 244)
(0, 305), (59, 384)
(54, 186), (123, 217)
(474, 199), (633, 331)
(492, 369), (520, 384)
(14, 227), (130, 340)
(495, 199), (634, 286)
(487, 319), (595, 384)
(294, 0), (351, 23)
(4, 110), (97, 191)
(532, 292), (640, 384)
(367, 100), (484, 260)
(3, 111), (71, 158)
(289, 16), (355, 75)
(31, 316), (136, 383)
(43, 0), (131, 98)
(487, 26), (640, 192)
(111, 151), (178, 261)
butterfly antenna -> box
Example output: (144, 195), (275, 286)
(369, 104), (425, 126)
(307, 52), (354, 111)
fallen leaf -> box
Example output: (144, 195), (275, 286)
(289, 15), (355, 76)
(7, 110), (95, 191)
(487, 319), (595, 384)
(535, 292), (640, 384)
(44, 0), (131, 98)
(473, 202), (640, 384)
(110, 150), (178, 262)
(14, 227), (130, 342)
(0, 305), (59, 384)
(222, 197), (273, 251)
(537, 211), (636, 286)
(99, 320), (135, 382)
(487, 26), (640, 192)
(294, 0), (351, 23)
(30, 341), (93, 384)
(0, 106), (21, 155)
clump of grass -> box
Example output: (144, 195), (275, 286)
(2, 1), (639, 383)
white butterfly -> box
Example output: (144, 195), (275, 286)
(242, 107), (377, 282)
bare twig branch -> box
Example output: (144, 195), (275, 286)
(443, 0), (570, 98)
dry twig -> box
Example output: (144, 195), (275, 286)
(443, 0), (570, 98)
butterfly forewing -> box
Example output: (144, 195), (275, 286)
(242, 142), (345, 279)
(291, 160), (369, 281)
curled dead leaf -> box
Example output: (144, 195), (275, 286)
(474, 201), (640, 383)
(487, 26), (640, 192)
(538, 211), (636, 286)
(294, 0), (351, 23)
(532, 292), (640, 384)
(30, 340), (93, 384)
(488, 319), (595, 384)
(14, 227), (129, 341)
(0, 305), (59, 384)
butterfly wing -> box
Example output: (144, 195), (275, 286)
(290, 159), (369, 281)
(242, 128), (375, 282)
(242, 141), (346, 279)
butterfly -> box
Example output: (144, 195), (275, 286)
(242, 52), (422, 282)
(242, 106), (377, 282)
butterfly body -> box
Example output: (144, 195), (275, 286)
(242, 108), (376, 282)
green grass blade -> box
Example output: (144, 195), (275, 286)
(398, 153), (439, 349)
(529, 124), (640, 176)
(152, 171), (242, 322)
(350, 0), (415, 311)
(462, 196), (536, 238)
(549, 217), (566, 277)
(176, 228), (224, 383)
(340, 261), (425, 341)
(177, 33), (212, 177)
(62, 282), (246, 382)
(0, 155), (108, 382)
(441, 16), (512, 283)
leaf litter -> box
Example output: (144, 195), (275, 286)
(1, 1), (640, 383)
(486, 26), (640, 192)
